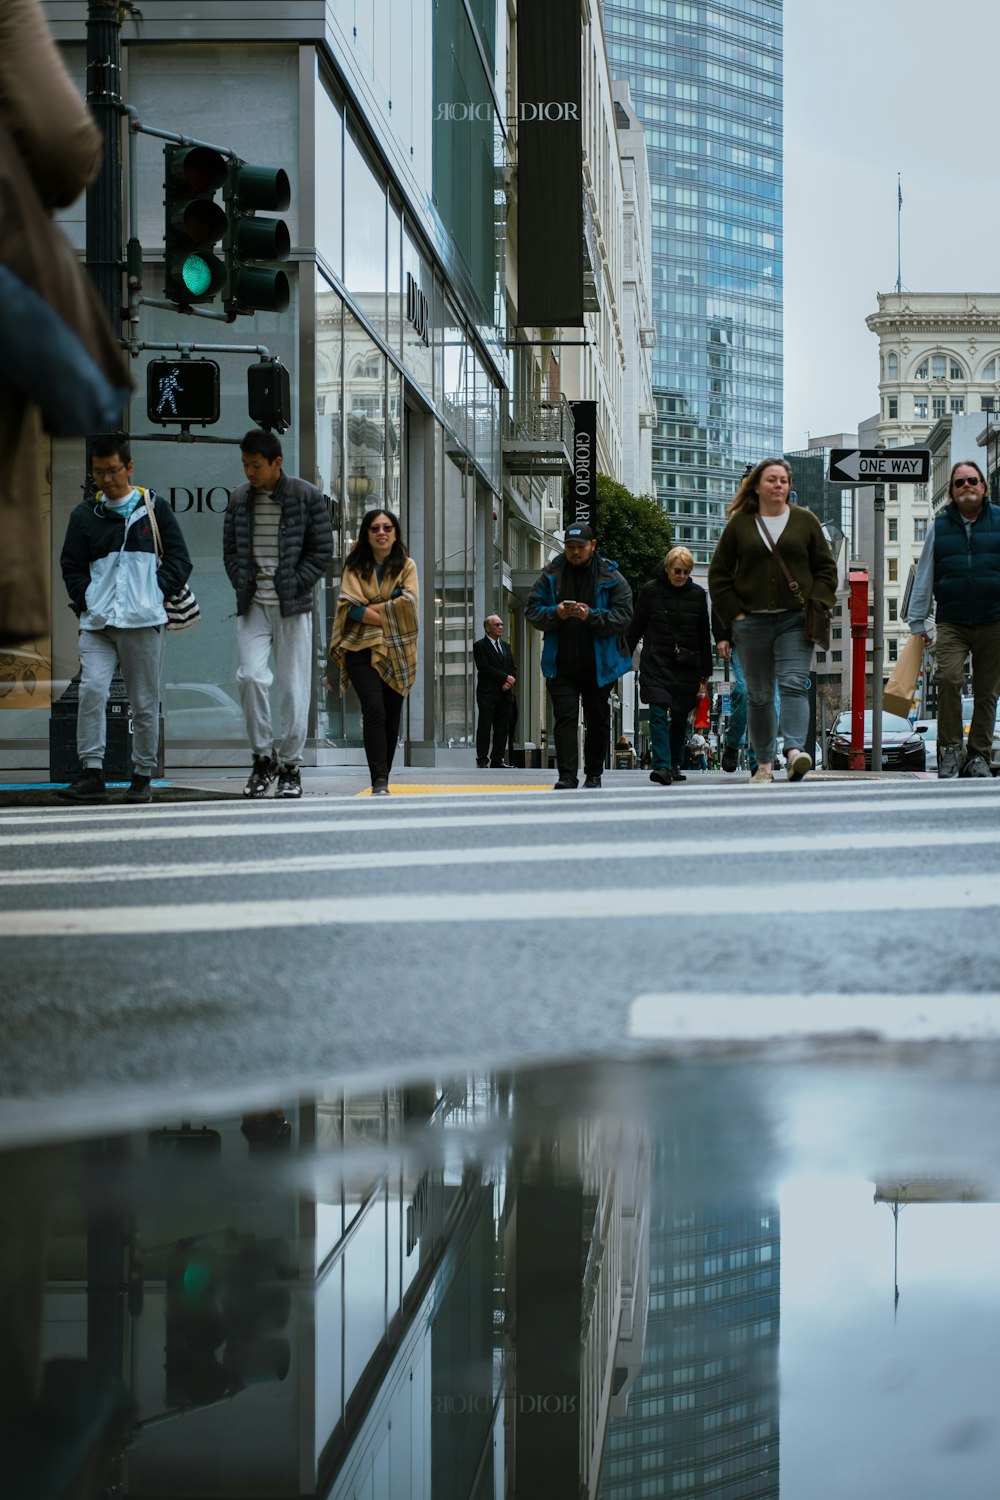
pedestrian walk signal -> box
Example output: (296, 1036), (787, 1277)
(146, 358), (221, 426)
(163, 145), (229, 306)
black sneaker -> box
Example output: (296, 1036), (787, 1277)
(721, 744), (740, 774)
(125, 774), (153, 804)
(371, 778), (390, 796)
(244, 755), (277, 798)
(670, 768), (687, 782)
(276, 765), (303, 799)
(57, 770), (109, 804)
(649, 769), (672, 785)
(553, 776), (579, 790)
(583, 775), (602, 789)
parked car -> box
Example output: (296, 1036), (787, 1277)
(961, 696), (1000, 765)
(914, 719), (937, 770)
(826, 710), (927, 772)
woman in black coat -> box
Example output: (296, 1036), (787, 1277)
(626, 546), (713, 784)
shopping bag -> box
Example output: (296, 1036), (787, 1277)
(883, 633), (924, 717)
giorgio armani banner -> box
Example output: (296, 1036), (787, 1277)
(568, 400), (597, 531)
(516, 0), (584, 328)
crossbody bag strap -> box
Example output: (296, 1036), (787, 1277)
(755, 517), (803, 602)
(141, 489), (164, 562)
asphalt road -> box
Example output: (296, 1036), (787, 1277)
(2, 773), (1000, 1126)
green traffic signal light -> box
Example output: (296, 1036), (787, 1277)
(223, 161), (292, 316)
(163, 145), (228, 307)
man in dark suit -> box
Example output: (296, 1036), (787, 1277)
(474, 614), (516, 767)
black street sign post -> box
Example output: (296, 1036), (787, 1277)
(828, 448), (930, 485)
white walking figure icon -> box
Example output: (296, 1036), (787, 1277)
(157, 368), (182, 416)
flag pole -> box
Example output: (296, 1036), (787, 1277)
(896, 173), (902, 294)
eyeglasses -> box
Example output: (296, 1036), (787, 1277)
(953, 476), (983, 488)
(369, 523), (395, 533)
(92, 464), (126, 480)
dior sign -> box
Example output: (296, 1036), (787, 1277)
(435, 101), (495, 121)
(518, 101), (579, 121)
(406, 272), (430, 345)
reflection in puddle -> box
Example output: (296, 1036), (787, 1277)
(1, 1057), (999, 1496)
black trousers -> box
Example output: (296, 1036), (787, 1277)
(345, 649), (404, 783)
(476, 693), (512, 764)
(547, 667), (611, 778)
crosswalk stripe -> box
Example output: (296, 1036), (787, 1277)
(628, 992), (1000, 1043)
(3, 874), (999, 938)
(5, 823), (1000, 888)
(0, 790), (992, 850)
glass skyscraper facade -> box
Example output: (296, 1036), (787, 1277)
(604, 1), (784, 566)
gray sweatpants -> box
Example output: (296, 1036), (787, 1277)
(77, 624), (166, 775)
(235, 601), (313, 767)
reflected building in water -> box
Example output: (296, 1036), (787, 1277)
(601, 1138), (780, 1497)
(9, 1073), (651, 1497)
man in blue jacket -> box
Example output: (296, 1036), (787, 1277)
(906, 459), (1000, 779)
(527, 523), (633, 789)
(59, 435), (192, 804)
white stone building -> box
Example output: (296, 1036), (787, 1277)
(867, 292), (1000, 676)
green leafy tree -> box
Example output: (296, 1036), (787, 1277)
(567, 474), (674, 600)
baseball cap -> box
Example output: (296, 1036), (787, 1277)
(565, 523), (595, 541)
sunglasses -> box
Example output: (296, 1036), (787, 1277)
(953, 476), (982, 488)
(669, 567), (692, 575)
(369, 523), (395, 533)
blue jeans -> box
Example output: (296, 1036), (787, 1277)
(648, 703), (688, 771)
(725, 647), (778, 769)
(730, 611), (813, 764)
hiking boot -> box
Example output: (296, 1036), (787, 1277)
(244, 754), (277, 798)
(57, 770), (109, 804)
(749, 767), (774, 785)
(960, 754), (993, 779)
(649, 768), (672, 785)
(721, 743), (740, 774)
(275, 765), (303, 798)
(785, 749), (812, 782)
(583, 775), (602, 789)
(937, 745), (963, 780)
(125, 774), (153, 804)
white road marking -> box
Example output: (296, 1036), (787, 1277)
(628, 992), (1000, 1043)
(3, 875), (999, 938)
(0, 791), (989, 850)
(4, 823), (1000, 888)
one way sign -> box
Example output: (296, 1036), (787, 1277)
(828, 448), (930, 484)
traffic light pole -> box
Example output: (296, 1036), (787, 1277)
(86, 0), (127, 428)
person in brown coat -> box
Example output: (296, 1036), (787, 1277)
(0, 0), (130, 648)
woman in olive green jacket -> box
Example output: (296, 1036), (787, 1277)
(708, 458), (837, 784)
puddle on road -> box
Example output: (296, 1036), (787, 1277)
(2, 1052), (1000, 1498)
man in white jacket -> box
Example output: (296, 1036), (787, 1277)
(58, 435), (192, 804)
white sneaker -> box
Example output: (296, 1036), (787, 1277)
(786, 749), (812, 782)
(749, 767), (774, 785)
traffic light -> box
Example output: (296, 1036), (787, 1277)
(223, 160), (291, 317)
(163, 145), (228, 306)
(248, 359), (291, 432)
(164, 1236), (292, 1409)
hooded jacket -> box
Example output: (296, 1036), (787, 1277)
(526, 552), (634, 687)
(60, 490), (192, 630)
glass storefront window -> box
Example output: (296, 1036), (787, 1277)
(315, 70), (343, 280)
(344, 126), (387, 340)
(402, 225), (435, 397)
(437, 449), (473, 747)
(443, 296), (468, 453)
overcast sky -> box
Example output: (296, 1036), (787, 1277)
(782, 0), (1000, 450)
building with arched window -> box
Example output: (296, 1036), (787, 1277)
(867, 292), (1000, 683)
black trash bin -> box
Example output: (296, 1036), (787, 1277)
(50, 670), (165, 782)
